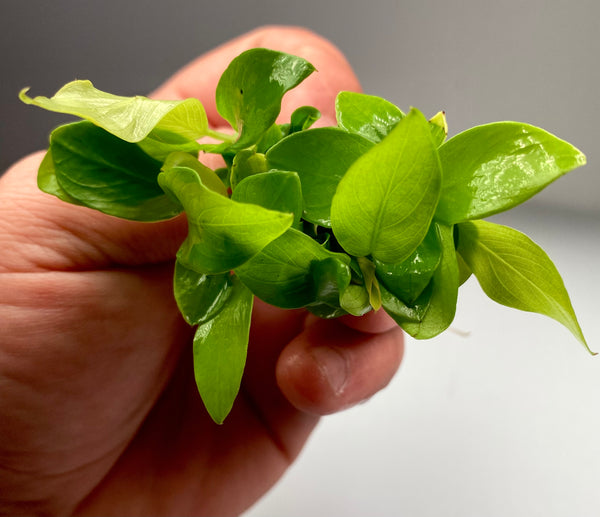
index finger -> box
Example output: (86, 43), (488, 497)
(150, 25), (362, 127)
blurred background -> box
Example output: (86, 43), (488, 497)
(2, 1), (599, 515)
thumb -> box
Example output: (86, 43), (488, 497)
(151, 25), (362, 126)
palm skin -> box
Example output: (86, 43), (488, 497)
(0, 27), (404, 516)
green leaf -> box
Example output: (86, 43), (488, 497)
(428, 111), (448, 147)
(266, 128), (374, 226)
(137, 128), (202, 162)
(380, 283), (432, 326)
(256, 123), (286, 154)
(37, 149), (82, 206)
(457, 220), (592, 353)
(400, 223), (459, 338)
(340, 285), (372, 316)
(382, 223), (458, 339)
(456, 250), (472, 286)
(163, 152), (227, 196)
(330, 108), (442, 263)
(158, 166), (293, 274)
(235, 228), (350, 309)
(232, 170), (303, 227)
(305, 257), (353, 318)
(49, 121), (182, 221)
(20, 81), (209, 142)
(193, 275), (253, 424)
(436, 122), (587, 224)
(374, 223), (442, 304)
(216, 48), (315, 150)
(290, 106), (321, 133)
(230, 150), (269, 190)
(335, 91), (405, 143)
(174, 261), (233, 326)
(357, 257), (382, 311)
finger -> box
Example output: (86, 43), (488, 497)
(276, 317), (404, 415)
(0, 153), (188, 270)
(150, 25), (361, 126)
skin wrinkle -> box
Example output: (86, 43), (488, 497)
(0, 26), (405, 515)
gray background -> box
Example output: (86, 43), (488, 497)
(2, 1), (599, 516)
(2, 0), (599, 214)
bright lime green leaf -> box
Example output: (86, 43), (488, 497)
(163, 152), (227, 196)
(266, 128), (374, 226)
(158, 166), (293, 274)
(335, 91), (404, 143)
(50, 121), (181, 221)
(374, 223), (442, 304)
(174, 261), (233, 326)
(340, 285), (372, 316)
(193, 275), (253, 424)
(456, 251), (472, 286)
(216, 48), (315, 150)
(400, 223), (459, 339)
(330, 108), (442, 263)
(230, 150), (269, 190)
(457, 220), (593, 353)
(235, 228), (350, 309)
(436, 122), (587, 224)
(20, 81), (209, 142)
(232, 170), (303, 226)
(429, 111), (448, 147)
(137, 128), (202, 162)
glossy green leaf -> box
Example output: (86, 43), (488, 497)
(380, 283), (432, 326)
(37, 149), (82, 206)
(163, 152), (227, 196)
(266, 128), (374, 226)
(330, 108), (442, 263)
(335, 91), (404, 143)
(256, 123), (286, 154)
(429, 111), (448, 147)
(193, 275), (253, 424)
(436, 122), (587, 224)
(400, 223), (458, 338)
(232, 170), (303, 226)
(374, 223), (442, 304)
(20, 80), (209, 142)
(50, 121), (181, 221)
(174, 261), (233, 326)
(340, 285), (372, 316)
(137, 128), (202, 162)
(216, 48), (315, 150)
(158, 166), (293, 274)
(381, 224), (458, 338)
(457, 220), (592, 353)
(290, 106), (321, 133)
(305, 257), (353, 318)
(456, 251), (472, 286)
(230, 150), (268, 190)
(235, 228), (350, 309)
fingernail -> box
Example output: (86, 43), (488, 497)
(310, 346), (349, 395)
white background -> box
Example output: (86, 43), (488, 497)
(246, 204), (600, 516)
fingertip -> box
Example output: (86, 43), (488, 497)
(276, 318), (404, 416)
(339, 309), (399, 334)
(150, 25), (361, 124)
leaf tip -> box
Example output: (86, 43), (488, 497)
(19, 87), (33, 104)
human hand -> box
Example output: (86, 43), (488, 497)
(0, 26), (404, 516)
